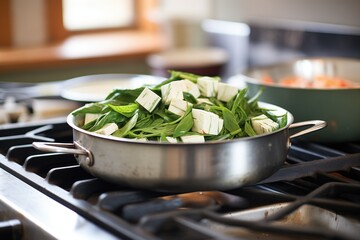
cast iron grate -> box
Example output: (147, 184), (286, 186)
(0, 122), (360, 240)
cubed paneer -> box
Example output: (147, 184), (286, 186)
(197, 76), (219, 97)
(196, 98), (213, 105)
(192, 109), (223, 135)
(84, 113), (101, 125)
(94, 123), (118, 135)
(180, 135), (205, 143)
(168, 99), (192, 116)
(166, 136), (178, 143)
(183, 79), (201, 98)
(217, 82), (239, 102)
(136, 138), (148, 142)
(251, 114), (279, 135)
(135, 87), (161, 112)
(160, 80), (187, 105)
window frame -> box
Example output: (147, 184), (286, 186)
(0, 0), (12, 47)
(46, 0), (158, 43)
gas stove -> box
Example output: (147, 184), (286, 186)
(1, 119), (359, 240)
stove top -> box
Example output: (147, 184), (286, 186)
(1, 120), (359, 240)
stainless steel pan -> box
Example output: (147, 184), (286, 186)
(33, 102), (325, 191)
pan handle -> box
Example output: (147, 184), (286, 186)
(32, 141), (94, 166)
(289, 120), (327, 139)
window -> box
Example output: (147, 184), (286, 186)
(47, 0), (158, 42)
(0, 0), (163, 73)
(0, 0), (11, 47)
(62, 0), (135, 31)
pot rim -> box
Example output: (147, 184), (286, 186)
(241, 57), (360, 91)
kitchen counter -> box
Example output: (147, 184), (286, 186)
(0, 31), (166, 73)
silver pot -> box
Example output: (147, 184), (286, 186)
(232, 57), (360, 142)
(33, 102), (325, 191)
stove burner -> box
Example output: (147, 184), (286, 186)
(1, 121), (359, 240)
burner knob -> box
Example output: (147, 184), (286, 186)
(0, 219), (22, 240)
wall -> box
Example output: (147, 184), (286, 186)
(213, 0), (360, 27)
(3, 0), (360, 83)
(11, 0), (47, 47)
(11, 0), (360, 48)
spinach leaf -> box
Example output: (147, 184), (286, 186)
(108, 103), (139, 118)
(205, 133), (232, 141)
(72, 102), (106, 116)
(104, 87), (144, 103)
(130, 124), (177, 138)
(152, 73), (181, 89)
(278, 113), (288, 129)
(173, 111), (193, 137)
(169, 70), (221, 83)
(88, 111), (126, 132)
(229, 88), (247, 113)
(169, 70), (200, 82)
(183, 92), (197, 104)
(222, 107), (241, 135)
(153, 105), (179, 122)
(112, 112), (138, 137)
(262, 110), (288, 130)
(244, 121), (257, 137)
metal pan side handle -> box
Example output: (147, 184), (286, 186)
(289, 120), (327, 139)
(32, 141), (94, 166)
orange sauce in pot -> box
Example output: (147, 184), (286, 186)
(262, 74), (359, 88)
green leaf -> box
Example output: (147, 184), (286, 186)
(169, 70), (221, 83)
(71, 102), (106, 116)
(222, 107), (241, 135)
(153, 105), (180, 122)
(278, 113), (288, 129)
(108, 103), (139, 118)
(244, 121), (257, 137)
(112, 112), (138, 137)
(88, 111), (126, 132)
(229, 88), (247, 113)
(104, 87), (144, 103)
(169, 70), (200, 82)
(131, 124), (177, 138)
(183, 92), (197, 104)
(264, 111), (288, 129)
(152, 73), (180, 89)
(159, 132), (168, 142)
(173, 111), (193, 137)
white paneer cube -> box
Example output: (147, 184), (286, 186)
(94, 123), (118, 135)
(192, 109), (223, 135)
(197, 76), (219, 97)
(136, 138), (148, 142)
(168, 99), (192, 116)
(180, 135), (205, 143)
(183, 79), (201, 98)
(196, 98), (213, 105)
(84, 113), (101, 125)
(135, 87), (161, 112)
(166, 136), (178, 143)
(160, 80), (187, 105)
(251, 114), (279, 135)
(217, 82), (239, 102)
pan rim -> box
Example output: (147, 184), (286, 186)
(67, 101), (294, 146)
